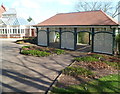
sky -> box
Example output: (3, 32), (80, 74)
(0, 0), (119, 24)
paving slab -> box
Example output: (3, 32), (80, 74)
(0, 41), (73, 93)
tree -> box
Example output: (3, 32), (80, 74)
(27, 16), (32, 22)
(75, 1), (119, 18)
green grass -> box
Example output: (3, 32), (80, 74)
(22, 46), (31, 49)
(62, 66), (94, 77)
(54, 49), (65, 55)
(51, 74), (120, 93)
(21, 46), (65, 57)
(91, 54), (103, 58)
(104, 61), (120, 70)
(21, 50), (50, 57)
(74, 56), (99, 62)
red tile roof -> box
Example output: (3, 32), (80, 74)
(0, 4), (6, 17)
(36, 10), (119, 26)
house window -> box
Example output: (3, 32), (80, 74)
(7, 29), (9, 34)
(21, 29), (22, 33)
(2, 29), (4, 34)
(10, 29), (11, 34)
(13, 29), (15, 34)
(5, 29), (7, 34)
(13, 29), (17, 34)
(15, 29), (17, 34)
(18, 29), (20, 34)
(22, 29), (24, 33)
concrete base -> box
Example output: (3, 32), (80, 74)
(0, 38), (23, 41)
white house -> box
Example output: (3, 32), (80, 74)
(0, 5), (36, 38)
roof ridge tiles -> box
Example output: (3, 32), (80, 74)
(57, 10), (101, 15)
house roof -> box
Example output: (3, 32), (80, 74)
(0, 4), (6, 17)
(0, 8), (35, 26)
(1, 17), (31, 26)
(2, 8), (16, 15)
(36, 10), (119, 27)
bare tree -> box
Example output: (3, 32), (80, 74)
(75, 2), (119, 18)
(112, 2), (120, 18)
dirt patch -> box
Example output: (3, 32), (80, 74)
(106, 56), (120, 63)
(57, 54), (119, 87)
(22, 46), (55, 51)
(75, 61), (118, 77)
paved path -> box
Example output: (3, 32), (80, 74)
(0, 41), (73, 93)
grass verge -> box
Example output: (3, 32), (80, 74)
(74, 56), (99, 62)
(54, 49), (65, 55)
(51, 74), (120, 93)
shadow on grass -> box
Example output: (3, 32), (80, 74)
(51, 74), (120, 94)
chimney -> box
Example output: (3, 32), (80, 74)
(1, 4), (6, 11)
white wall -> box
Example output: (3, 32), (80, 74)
(61, 32), (74, 50)
(38, 31), (47, 46)
(94, 33), (113, 54)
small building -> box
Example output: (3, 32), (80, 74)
(34, 10), (119, 55)
(0, 5), (36, 38)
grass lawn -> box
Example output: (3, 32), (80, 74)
(52, 74), (120, 93)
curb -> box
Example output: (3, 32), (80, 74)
(45, 60), (76, 94)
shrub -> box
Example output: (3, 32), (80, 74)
(74, 56), (99, 62)
(21, 50), (30, 55)
(21, 50), (50, 57)
(54, 49), (65, 55)
(77, 32), (89, 44)
(16, 41), (24, 44)
(116, 34), (120, 43)
(62, 66), (94, 77)
(16, 37), (37, 44)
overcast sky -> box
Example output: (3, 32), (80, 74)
(0, 0), (119, 24)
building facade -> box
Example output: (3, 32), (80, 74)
(0, 5), (36, 38)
